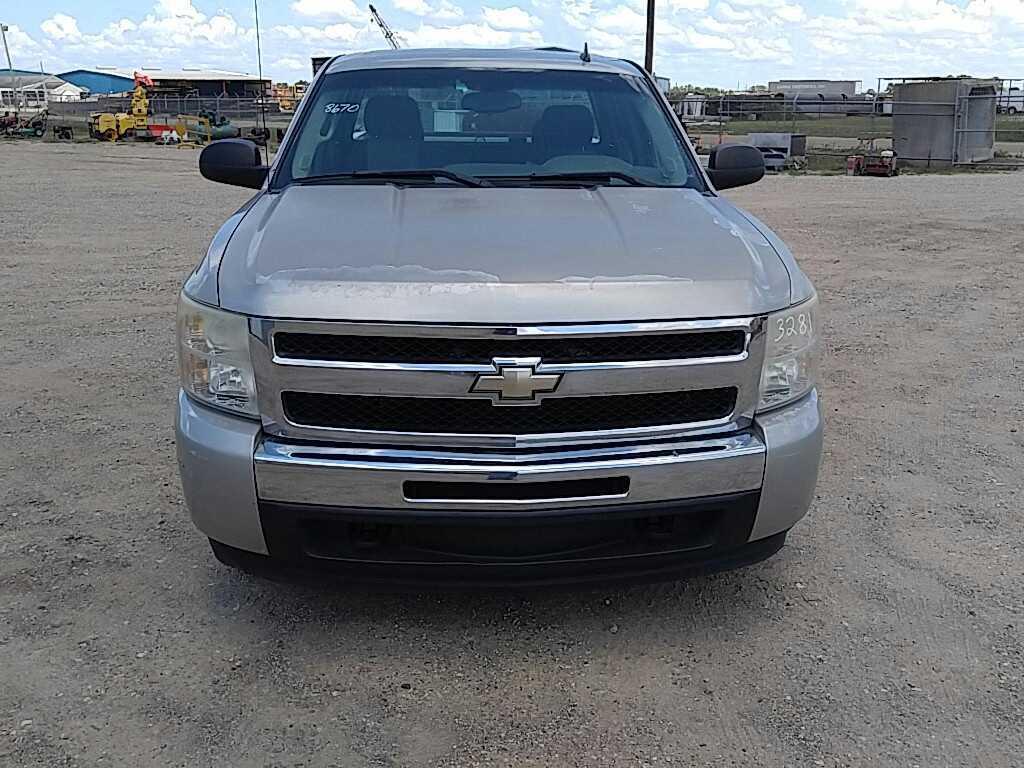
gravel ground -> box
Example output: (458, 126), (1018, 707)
(1, 141), (1021, 767)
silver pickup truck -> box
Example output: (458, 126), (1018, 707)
(176, 48), (822, 586)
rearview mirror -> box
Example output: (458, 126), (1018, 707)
(707, 143), (765, 190)
(462, 90), (522, 114)
(199, 139), (269, 189)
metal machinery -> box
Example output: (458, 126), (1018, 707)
(126, 72), (175, 140)
(1, 109), (47, 138)
(369, 4), (401, 49)
(846, 138), (899, 177)
(88, 73), (149, 140)
(88, 72), (224, 142)
(172, 112), (240, 145)
(273, 83), (297, 113)
(88, 111), (133, 141)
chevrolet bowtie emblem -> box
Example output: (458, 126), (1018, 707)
(470, 358), (562, 404)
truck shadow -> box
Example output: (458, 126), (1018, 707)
(199, 546), (805, 658)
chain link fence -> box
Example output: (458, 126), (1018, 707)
(40, 95), (293, 136)
(668, 79), (1024, 171)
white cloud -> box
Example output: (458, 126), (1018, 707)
(394, 0), (466, 19)
(103, 19), (139, 41)
(683, 27), (734, 50)
(698, 15), (746, 34)
(24, 2), (261, 74)
(290, 0), (364, 22)
(155, 0), (202, 20)
(436, 1), (467, 20)
(482, 6), (542, 29)
(735, 35), (791, 61)
(41, 14), (82, 41)
(562, 0), (597, 29)
(395, 0), (435, 15)
(274, 22), (368, 44)
(970, 0), (1024, 24)
(404, 21), (543, 46)
(272, 57), (307, 71)
(773, 3), (805, 23)
(714, 2), (753, 22)
(8, 0), (1024, 94)
(593, 4), (647, 32)
(2, 24), (47, 60)
(667, 0), (710, 11)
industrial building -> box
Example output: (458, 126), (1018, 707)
(768, 79), (859, 98)
(54, 68), (134, 95)
(58, 67), (270, 98)
(0, 70), (85, 108)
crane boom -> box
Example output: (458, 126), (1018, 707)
(369, 4), (400, 49)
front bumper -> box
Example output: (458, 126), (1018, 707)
(176, 389), (822, 581)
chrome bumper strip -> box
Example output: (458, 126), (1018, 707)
(254, 432), (767, 511)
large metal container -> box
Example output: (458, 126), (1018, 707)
(892, 79), (998, 167)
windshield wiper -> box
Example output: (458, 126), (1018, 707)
(485, 171), (659, 187)
(295, 169), (491, 187)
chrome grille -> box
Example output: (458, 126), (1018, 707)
(274, 330), (747, 364)
(282, 388), (738, 435)
(250, 318), (766, 448)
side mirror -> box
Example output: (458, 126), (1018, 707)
(707, 143), (765, 190)
(199, 139), (269, 189)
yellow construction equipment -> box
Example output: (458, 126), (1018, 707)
(88, 72), (158, 141)
(173, 114), (212, 147)
(88, 111), (133, 141)
(127, 78), (150, 132)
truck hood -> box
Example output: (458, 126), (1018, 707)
(216, 185), (792, 323)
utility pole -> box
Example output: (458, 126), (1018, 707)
(644, 0), (655, 73)
(1, 23), (18, 120)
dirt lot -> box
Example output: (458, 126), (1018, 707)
(1, 141), (1021, 767)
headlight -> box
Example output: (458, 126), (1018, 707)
(177, 293), (258, 417)
(758, 294), (819, 411)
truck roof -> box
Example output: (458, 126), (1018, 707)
(324, 48), (642, 77)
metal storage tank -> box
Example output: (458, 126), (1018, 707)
(892, 78), (998, 168)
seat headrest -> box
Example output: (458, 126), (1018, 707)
(363, 95), (423, 140)
(535, 105), (594, 143)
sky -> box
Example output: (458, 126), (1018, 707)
(2, 0), (1024, 89)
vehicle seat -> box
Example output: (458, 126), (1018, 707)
(363, 95), (423, 170)
(532, 105), (595, 162)
(310, 112), (360, 175)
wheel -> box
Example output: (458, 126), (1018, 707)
(103, 129), (116, 141)
(1008, 106), (1018, 115)
(33, 126), (44, 137)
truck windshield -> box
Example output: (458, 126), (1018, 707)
(275, 67), (702, 189)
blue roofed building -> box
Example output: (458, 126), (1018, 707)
(57, 67), (269, 98)
(57, 68), (135, 95)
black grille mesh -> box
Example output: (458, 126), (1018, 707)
(282, 388), (737, 435)
(274, 330), (746, 364)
